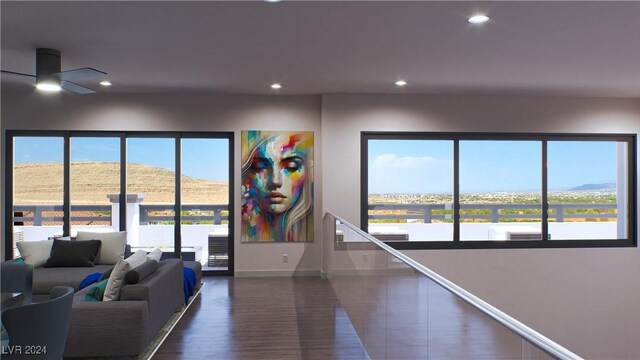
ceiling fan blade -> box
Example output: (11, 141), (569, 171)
(1, 70), (36, 78)
(61, 80), (96, 94)
(59, 67), (107, 81)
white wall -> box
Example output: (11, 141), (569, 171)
(321, 94), (640, 359)
(1, 92), (323, 275)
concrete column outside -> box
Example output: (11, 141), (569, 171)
(107, 194), (145, 246)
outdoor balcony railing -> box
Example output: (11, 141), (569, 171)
(13, 203), (614, 227)
(140, 204), (228, 225)
(368, 203), (617, 223)
(13, 204), (229, 226)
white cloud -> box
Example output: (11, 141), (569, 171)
(370, 153), (452, 194)
(372, 153), (440, 170)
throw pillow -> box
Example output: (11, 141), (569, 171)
(44, 239), (102, 267)
(147, 248), (163, 262)
(16, 240), (53, 268)
(102, 250), (148, 301)
(76, 231), (127, 265)
(79, 272), (103, 290)
(124, 260), (159, 284)
(85, 279), (109, 302)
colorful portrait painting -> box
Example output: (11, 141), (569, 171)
(241, 131), (314, 242)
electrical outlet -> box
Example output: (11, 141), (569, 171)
(283, 254), (288, 263)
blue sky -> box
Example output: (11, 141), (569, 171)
(14, 137), (229, 182)
(369, 140), (619, 193)
(12, 136), (619, 192)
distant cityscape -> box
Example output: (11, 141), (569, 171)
(369, 183), (617, 205)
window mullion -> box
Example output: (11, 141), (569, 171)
(542, 140), (549, 241)
(63, 134), (71, 237)
(453, 139), (460, 242)
(120, 134), (127, 232)
(175, 136), (182, 259)
(5, 135), (15, 259)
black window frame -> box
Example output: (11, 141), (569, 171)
(361, 132), (637, 250)
(5, 130), (234, 276)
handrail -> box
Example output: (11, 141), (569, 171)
(326, 211), (582, 360)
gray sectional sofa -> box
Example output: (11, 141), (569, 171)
(15, 231), (203, 358)
(32, 258), (185, 358)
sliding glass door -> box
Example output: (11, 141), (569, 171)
(6, 131), (234, 275)
(181, 136), (230, 271)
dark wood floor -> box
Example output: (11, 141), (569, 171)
(154, 274), (554, 360)
(153, 277), (369, 360)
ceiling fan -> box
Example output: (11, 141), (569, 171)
(1, 48), (107, 94)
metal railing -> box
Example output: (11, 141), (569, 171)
(326, 211), (582, 360)
(13, 205), (112, 225)
(13, 203), (611, 226)
(369, 203), (616, 223)
(12, 204), (229, 226)
(140, 204), (228, 225)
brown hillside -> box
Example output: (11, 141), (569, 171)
(14, 162), (228, 205)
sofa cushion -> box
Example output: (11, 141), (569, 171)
(76, 231), (127, 265)
(103, 250), (148, 301)
(147, 248), (162, 262)
(44, 239), (101, 268)
(16, 240), (53, 268)
(124, 260), (159, 284)
(33, 265), (113, 294)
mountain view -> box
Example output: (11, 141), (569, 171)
(13, 162), (229, 205)
(569, 183), (616, 191)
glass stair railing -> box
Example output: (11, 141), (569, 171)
(323, 212), (582, 360)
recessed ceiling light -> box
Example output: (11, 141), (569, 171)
(395, 80), (407, 87)
(271, 83), (282, 90)
(468, 14), (490, 24)
(100, 81), (112, 86)
(265, 0), (281, 3)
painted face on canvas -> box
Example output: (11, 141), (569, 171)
(248, 135), (308, 214)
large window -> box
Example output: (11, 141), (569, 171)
(5, 131), (234, 274)
(362, 132), (636, 249)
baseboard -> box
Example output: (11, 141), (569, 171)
(234, 269), (321, 277)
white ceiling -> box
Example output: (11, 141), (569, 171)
(1, 1), (639, 96)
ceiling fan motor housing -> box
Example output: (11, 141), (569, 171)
(36, 48), (61, 75)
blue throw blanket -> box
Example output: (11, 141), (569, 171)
(183, 267), (196, 305)
(79, 272), (103, 290)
